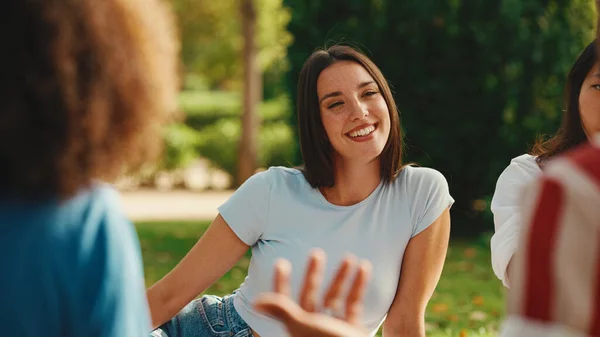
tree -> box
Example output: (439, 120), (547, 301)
(169, 0), (292, 90)
(168, 0), (293, 186)
(284, 0), (595, 236)
(238, 0), (261, 185)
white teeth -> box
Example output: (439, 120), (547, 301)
(349, 125), (375, 138)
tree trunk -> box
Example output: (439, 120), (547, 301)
(238, 0), (262, 186)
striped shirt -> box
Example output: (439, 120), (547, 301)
(500, 134), (600, 337)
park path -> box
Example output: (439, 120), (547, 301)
(119, 189), (233, 222)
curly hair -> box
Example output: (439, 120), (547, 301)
(0, 0), (179, 200)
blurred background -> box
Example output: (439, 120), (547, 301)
(122, 1), (597, 335)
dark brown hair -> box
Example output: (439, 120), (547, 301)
(531, 41), (596, 165)
(297, 45), (403, 188)
(0, 0), (179, 200)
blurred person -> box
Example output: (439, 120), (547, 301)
(491, 40), (600, 287)
(148, 45), (453, 337)
(477, 5), (600, 333)
(0, 0), (179, 336)
(500, 133), (600, 336)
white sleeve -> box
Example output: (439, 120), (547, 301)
(490, 155), (541, 287)
(406, 167), (454, 237)
(218, 169), (272, 246)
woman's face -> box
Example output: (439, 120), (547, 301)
(316, 61), (391, 164)
(579, 63), (600, 139)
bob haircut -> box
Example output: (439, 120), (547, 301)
(296, 45), (403, 188)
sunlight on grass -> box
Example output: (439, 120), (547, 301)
(136, 221), (505, 337)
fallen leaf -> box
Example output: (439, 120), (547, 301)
(472, 295), (485, 306)
(457, 261), (476, 271)
(446, 314), (460, 322)
(464, 248), (477, 258)
(432, 303), (448, 313)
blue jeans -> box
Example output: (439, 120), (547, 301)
(151, 294), (254, 337)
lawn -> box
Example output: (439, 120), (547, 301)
(137, 221), (505, 337)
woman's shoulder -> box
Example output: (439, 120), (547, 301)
(0, 183), (131, 263)
(251, 166), (304, 184)
(509, 153), (539, 168)
(397, 165), (448, 186)
(497, 153), (542, 186)
(0, 183), (120, 221)
(491, 153), (543, 208)
(260, 166), (304, 177)
(393, 165), (450, 201)
(236, 166), (306, 195)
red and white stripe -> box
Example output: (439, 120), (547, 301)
(503, 135), (600, 337)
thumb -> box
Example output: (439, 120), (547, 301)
(253, 293), (305, 325)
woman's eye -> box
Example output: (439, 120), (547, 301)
(593, 84), (600, 91)
(327, 101), (343, 109)
(364, 90), (379, 97)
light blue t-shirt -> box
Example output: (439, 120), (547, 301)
(219, 166), (454, 337)
(0, 184), (150, 337)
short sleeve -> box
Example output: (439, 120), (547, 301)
(76, 186), (151, 337)
(218, 169), (272, 246)
(490, 154), (541, 287)
(406, 167), (454, 237)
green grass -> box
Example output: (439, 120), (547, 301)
(137, 221), (505, 337)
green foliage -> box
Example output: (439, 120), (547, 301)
(195, 116), (295, 180)
(138, 221), (504, 336)
(161, 123), (202, 170)
(284, 0), (596, 236)
(180, 91), (291, 129)
(168, 0), (293, 90)
(162, 91), (295, 183)
(182, 73), (211, 91)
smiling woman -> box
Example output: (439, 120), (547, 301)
(147, 45), (453, 337)
(297, 47), (402, 190)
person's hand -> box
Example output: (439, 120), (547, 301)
(253, 249), (371, 337)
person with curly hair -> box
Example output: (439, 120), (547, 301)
(0, 0), (179, 336)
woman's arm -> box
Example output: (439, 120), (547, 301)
(382, 208), (451, 337)
(146, 214), (250, 328)
(490, 155), (541, 287)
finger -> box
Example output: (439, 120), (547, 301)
(256, 294), (367, 337)
(345, 259), (372, 324)
(273, 259), (292, 296)
(299, 248), (326, 312)
(323, 254), (356, 310)
(254, 293), (304, 325)
(307, 314), (370, 337)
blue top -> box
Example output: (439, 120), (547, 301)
(0, 184), (150, 336)
(219, 166), (454, 337)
